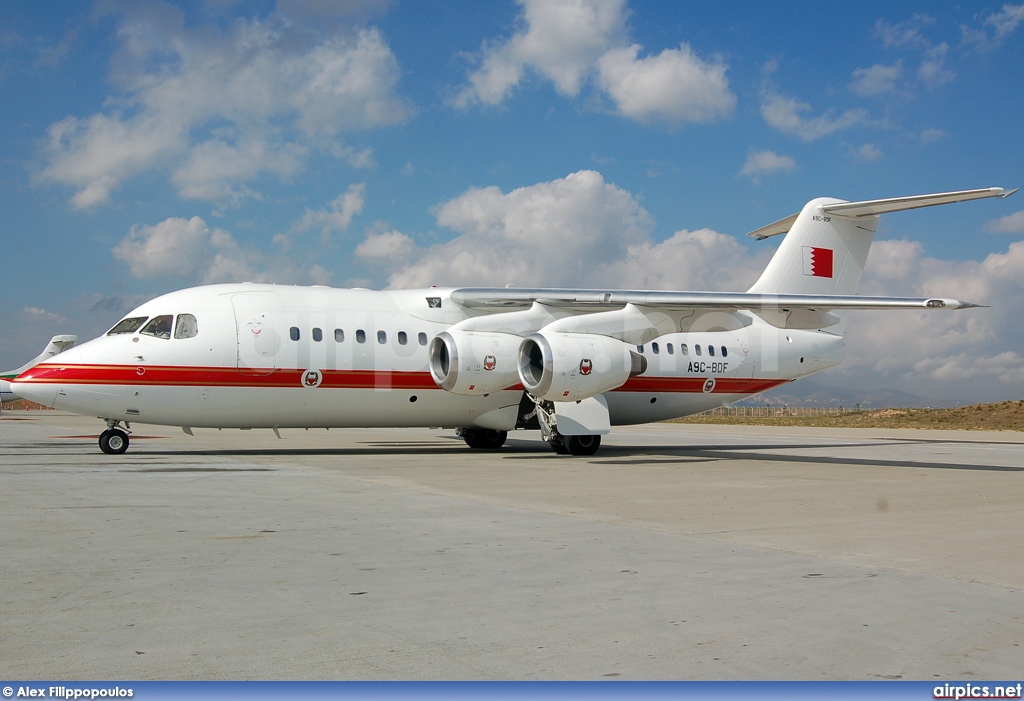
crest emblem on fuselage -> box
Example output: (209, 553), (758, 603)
(702, 377), (716, 394)
(579, 358), (593, 376)
(483, 355), (497, 371)
(302, 369), (323, 388)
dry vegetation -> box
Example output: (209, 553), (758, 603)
(5, 400), (1024, 431)
(674, 401), (1024, 431)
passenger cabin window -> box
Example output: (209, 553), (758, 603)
(681, 344), (689, 356)
(721, 346), (728, 357)
(708, 345), (715, 357)
(398, 331), (408, 345)
(652, 342), (660, 354)
(377, 330), (387, 344)
(107, 316), (147, 335)
(695, 344), (702, 356)
(356, 329), (366, 343)
(313, 327), (323, 342)
(667, 343), (674, 355)
(334, 329), (345, 342)
(174, 314), (198, 339)
(140, 315), (173, 339)
(418, 332), (427, 346)
(290, 327), (300, 341)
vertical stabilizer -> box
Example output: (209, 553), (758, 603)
(747, 197), (878, 296)
(1, 334), (78, 404)
(747, 187), (1016, 297)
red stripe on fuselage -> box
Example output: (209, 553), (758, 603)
(17, 363), (789, 395)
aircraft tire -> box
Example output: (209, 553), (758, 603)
(462, 429), (507, 450)
(549, 438), (569, 455)
(99, 428), (130, 455)
(564, 434), (601, 456)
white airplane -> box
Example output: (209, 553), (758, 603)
(10, 187), (1016, 455)
(1, 335), (77, 406)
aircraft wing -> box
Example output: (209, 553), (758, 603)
(449, 288), (982, 312)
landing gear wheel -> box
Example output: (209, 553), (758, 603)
(564, 434), (601, 456)
(461, 429), (508, 450)
(549, 438), (569, 455)
(99, 428), (130, 455)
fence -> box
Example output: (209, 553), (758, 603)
(700, 406), (862, 417)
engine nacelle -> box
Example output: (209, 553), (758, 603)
(517, 332), (646, 402)
(428, 330), (523, 395)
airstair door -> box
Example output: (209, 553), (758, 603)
(232, 294), (277, 376)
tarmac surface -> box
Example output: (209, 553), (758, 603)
(1, 410), (1022, 680)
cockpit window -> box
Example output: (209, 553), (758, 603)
(140, 315), (173, 339)
(107, 317), (148, 335)
(174, 314), (199, 339)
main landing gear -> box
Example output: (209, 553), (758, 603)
(99, 420), (130, 455)
(529, 396), (603, 456)
(549, 433), (601, 456)
(458, 428), (508, 450)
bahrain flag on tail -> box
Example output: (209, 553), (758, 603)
(802, 246), (834, 278)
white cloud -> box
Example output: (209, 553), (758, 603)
(385, 170), (655, 288)
(595, 44), (736, 125)
(841, 238), (1024, 399)
(984, 210), (1024, 234)
(292, 184), (367, 241)
(113, 216), (330, 285)
(452, 0), (627, 107)
(760, 92), (867, 141)
(451, 0), (734, 128)
(920, 128), (947, 143)
(875, 15), (935, 48)
(37, 7), (407, 208)
(739, 149), (796, 177)
(849, 61), (903, 96)
(382, 170), (766, 293)
(42, 113), (185, 209)
(22, 307), (67, 324)
(852, 143), (883, 162)
(962, 3), (1024, 50)
(355, 230), (417, 261)
(917, 43), (954, 88)
(171, 137), (307, 205)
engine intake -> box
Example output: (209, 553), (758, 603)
(517, 332), (646, 402)
(428, 330), (522, 395)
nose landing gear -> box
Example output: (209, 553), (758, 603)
(99, 420), (131, 455)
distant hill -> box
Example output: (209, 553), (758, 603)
(732, 378), (960, 409)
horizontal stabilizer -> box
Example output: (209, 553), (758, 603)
(820, 187), (1017, 218)
(747, 187), (1017, 239)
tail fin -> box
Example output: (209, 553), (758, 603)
(1, 335), (78, 403)
(747, 187), (1017, 296)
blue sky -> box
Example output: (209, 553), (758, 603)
(1, 0), (1022, 403)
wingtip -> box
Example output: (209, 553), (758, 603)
(998, 187), (1020, 199)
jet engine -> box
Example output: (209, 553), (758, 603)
(517, 332), (647, 402)
(428, 330), (523, 395)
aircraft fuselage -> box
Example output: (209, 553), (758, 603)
(12, 283), (841, 431)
